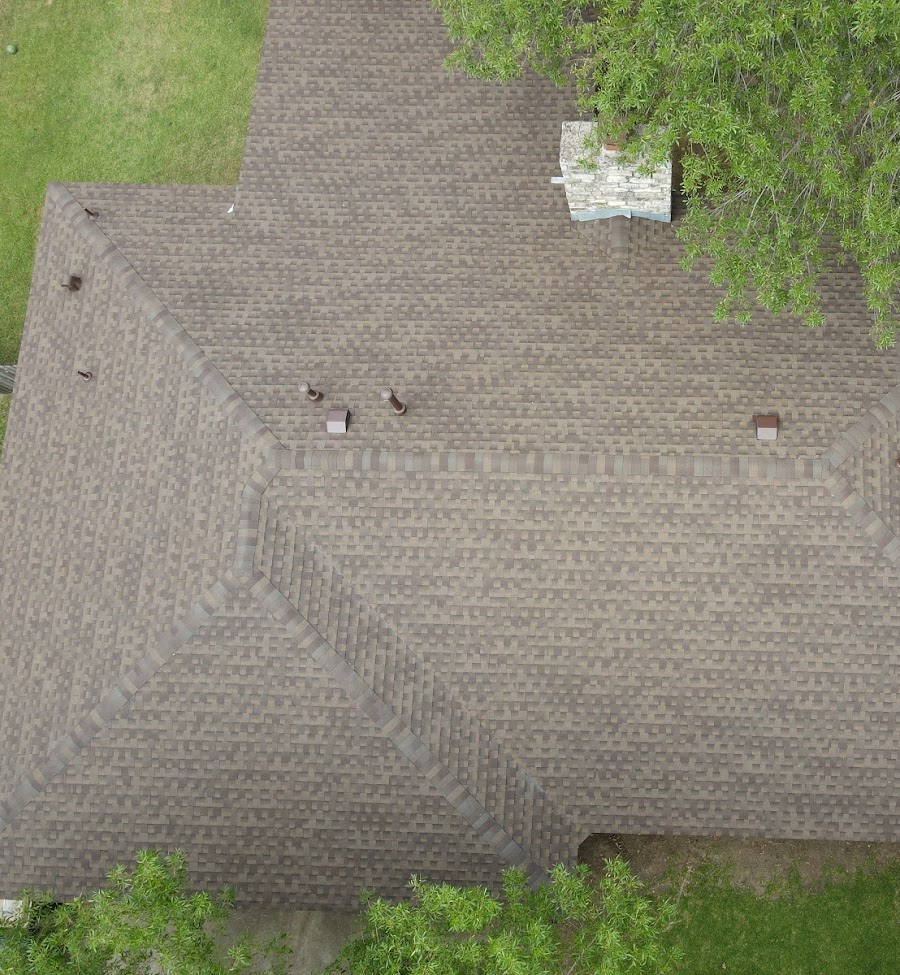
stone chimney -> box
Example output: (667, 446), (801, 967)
(555, 122), (672, 223)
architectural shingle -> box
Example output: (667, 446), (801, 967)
(0, 0), (897, 908)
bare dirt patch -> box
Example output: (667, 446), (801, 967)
(580, 833), (900, 893)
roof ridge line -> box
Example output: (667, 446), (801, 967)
(244, 548), (580, 881)
(0, 573), (242, 836)
(822, 380), (900, 471)
(234, 449), (285, 582)
(818, 379), (900, 565)
(46, 183), (281, 453)
(823, 470), (900, 565)
(232, 463), (578, 875)
(284, 447), (824, 482)
(248, 570), (577, 884)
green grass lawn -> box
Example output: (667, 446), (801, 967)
(668, 860), (900, 975)
(0, 395), (9, 458)
(0, 0), (268, 367)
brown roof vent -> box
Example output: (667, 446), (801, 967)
(61, 275), (82, 293)
(754, 414), (779, 441)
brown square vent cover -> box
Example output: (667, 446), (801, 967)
(755, 414), (779, 441)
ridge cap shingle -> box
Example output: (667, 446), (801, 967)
(45, 182), (281, 454)
(822, 381), (900, 472)
(0, 574), (242, 835)
(241, 468), (580, 877)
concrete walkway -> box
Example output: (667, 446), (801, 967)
(225, 909), (358, 974)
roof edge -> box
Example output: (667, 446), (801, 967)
(45, 182), (281, 453)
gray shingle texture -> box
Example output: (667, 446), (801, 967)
(0, 0), (898, 908)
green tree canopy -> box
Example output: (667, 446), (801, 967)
(435, 0), (900, 347)
(0, 850), (288, 975)
(328, 859), (681, 975)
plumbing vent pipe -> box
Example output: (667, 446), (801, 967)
(299, 381), (324, 402)
(381, 387), (407, 415)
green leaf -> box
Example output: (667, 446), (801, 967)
(434, 0), (900, 344)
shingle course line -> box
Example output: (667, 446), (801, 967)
(279, 429), (900, 568)
(824, 472), (900, 565)
(4, 0), (898, 906)
(236, 457), (578, 876)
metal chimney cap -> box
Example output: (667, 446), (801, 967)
(380, 386), (394, 401)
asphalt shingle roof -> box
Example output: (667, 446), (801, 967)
(0, 0), (898, 907)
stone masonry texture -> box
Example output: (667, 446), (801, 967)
(559, 122), (673, 219)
